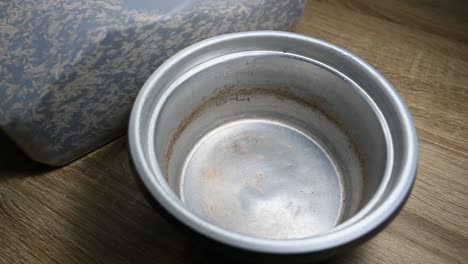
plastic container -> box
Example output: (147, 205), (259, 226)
(0, 0), (307, 165)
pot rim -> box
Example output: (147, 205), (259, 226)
(129, 31), (418, 254)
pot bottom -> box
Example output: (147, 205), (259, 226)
(180, 117), (350, 239)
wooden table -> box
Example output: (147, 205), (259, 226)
(1, 1), (467, 263)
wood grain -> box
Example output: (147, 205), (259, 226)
(1, 0), (467, 263)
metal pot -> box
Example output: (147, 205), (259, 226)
(129, 31), (418, 261)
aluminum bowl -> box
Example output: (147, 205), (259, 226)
(129, 31), (417, 260)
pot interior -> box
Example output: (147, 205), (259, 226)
(153, 51), (389, 239)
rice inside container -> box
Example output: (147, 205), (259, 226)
(0, 0), (307, 165)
